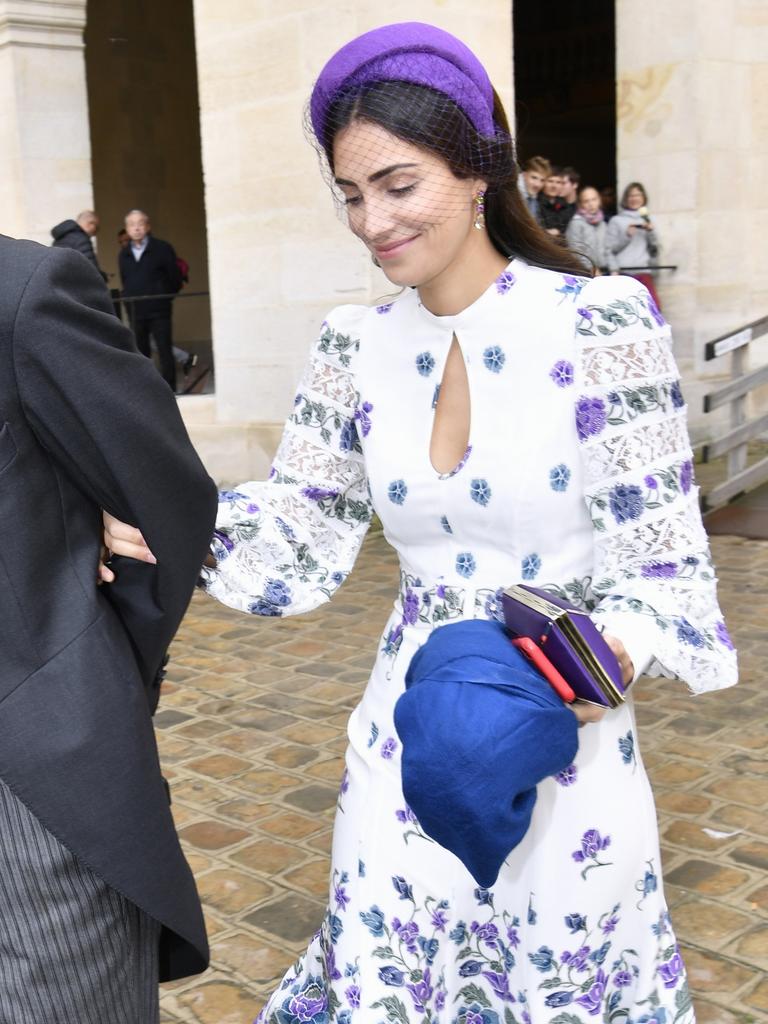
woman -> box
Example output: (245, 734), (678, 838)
(566, 185), (608, 273)
(106, 23), (736, 1023)
(606, 182), (662, 307)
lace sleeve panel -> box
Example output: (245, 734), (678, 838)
(574, 276), (737, 693)
(200, 307), (373, 616)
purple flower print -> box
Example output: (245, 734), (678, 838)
(402, 588), (420, 625)
(333, 882), (349, 911)
(281, 978), (329, 1024)
(483, 345), (506, 372)
(219, 489), (250, 502)
(577, 306), (593, 321)
(344, 985), (360, 1008)
(301, 486), (339, 502)
(416, 351), (435, 376)
(287, 992), (328, 1023)
(557, 275), (586, 302)
(496, 269), (517, 293)
(395, 805), (417, 825)
(550, 359), (575, 387)
(670, 380), (685, 408)
(613, 970), (633, 988)
(339, 769), (349, 796)
(378, 966), (405, 986)
(435, 990), (446, 1012)
(473, 922), (499, 946)
(641, 561), (677, 579)
(715, 621), (735, 649)
(212, 529), (235, 555)
(380, 737), (398, 760)
(575, 396), (607, 440)
(506, 925), (520, 947)
(456, 552), (477, 578)
(376, 302), (393, 314)
(609, 483), (644, 523)
(601, 911), (620, 934)
(575, 968), (607, 1015)
(325, 942), (342, 981)
(406, 968), (433, 1012)
(482, 970), (514, 1001)
(676, 617), (705, 648)
(430, 907), (449, 931)
(658, 951), (684, 988)
(392, 917), (420, 953)
(644, 474), (658, 489)
(555, 764), (578, 786)
(572, 829), (612, 878)
(562, 945), (591, 971)
(646, 293), (666, 327)
(680, 459), (694, 495)
(354, 401), (373, 437)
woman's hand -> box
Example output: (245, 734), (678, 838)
(103, 510), (157, 563)
(568, 632), (633, 726)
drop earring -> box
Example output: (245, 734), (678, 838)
(474, 191), (486, 230)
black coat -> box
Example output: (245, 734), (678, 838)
(51, 219), (104, 277)
(119, 235), (183, 320)
(539, 197), (575, 236)
(0, 236), (218, 981)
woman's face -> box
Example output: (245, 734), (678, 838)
(579, 188), (601, 214)
(625, 187), (645, 210)
(332, 119), (482, 288)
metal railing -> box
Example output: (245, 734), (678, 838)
(700, 313), (768, 510)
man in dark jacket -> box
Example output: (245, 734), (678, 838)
(50, 209), (106, 279)
(0, 234), (218, 1022)
(119, 209), (183, 390)
(539, 169), (574, 241)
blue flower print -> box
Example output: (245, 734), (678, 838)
(276, 976), (329, 1024)
(549, 464), (571, 492)
(440, 514), (453, 534)
(565, 913), (587, 933)
(496, 269), (517, 294)
(618, 730), (636, 766)
(474, 887), (493, 906)
(483, 345), (505, 373)
(550, 359), (575, 387)
(339, 418), (357, 452)
(521, 553), (541, 580)
(432, 383), (441, 409)
(529, 946), (556, 972)
(392, 875), (414, 901)
(646, 293), (666, 328)
(378, 966), (405, 987)
(556, 274), (586, 302)
(416, 351), (435, 376)
(470, 478), (492, 506)
(575, 396), (607, 440)
(454, 1004), (501, 1024)
(670, 380), (685, 408)
(388, 479), (408, 505)
(302, 486), (339, 502)
(456, 552), (476, 578)
(545, 991), (574, 1008)
(360, 905), (385, 937)
(263, 579), (292, 607)
(327, 912), (343, 942)
(609, 483), (644, 524)
(676, 617), (705, 648)
(376, 302), (393, 314)
(635, 862), (658, 907)
(249, 599), (284, 617)
(458, 960), (483, 977)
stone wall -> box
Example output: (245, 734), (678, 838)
(190, 0), (513, 481)
(616, 0), (768, 440)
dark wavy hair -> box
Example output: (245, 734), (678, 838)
(320, 80), (589, 277)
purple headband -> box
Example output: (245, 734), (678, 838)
(310, 22), (496, 141)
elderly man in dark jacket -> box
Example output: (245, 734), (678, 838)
(0, 233), (218, 1023)
(50, 209), (106, 279)
(119, 209), (183, 390)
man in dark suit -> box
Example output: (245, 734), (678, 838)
(0, 234), (218, 1022)
(119, 209), (183, 390)
(50, 209), (107, 280)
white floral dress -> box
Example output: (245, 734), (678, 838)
(201, 261), (737, 1024)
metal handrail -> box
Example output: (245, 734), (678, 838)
(111, 289), (210, 304)
(700, 313), (768, 510)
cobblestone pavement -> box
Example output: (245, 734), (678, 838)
(156, 528), (768, 1024)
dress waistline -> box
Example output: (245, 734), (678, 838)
(394, 569), (505, 628)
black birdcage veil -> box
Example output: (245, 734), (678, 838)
(305, 72), (518, 254)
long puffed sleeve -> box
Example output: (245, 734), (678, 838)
(573, 276), (737, 693)
(200, 306), (373, 615)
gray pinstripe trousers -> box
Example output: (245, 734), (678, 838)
(0, 777), (160, 1023)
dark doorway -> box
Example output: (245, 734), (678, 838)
(513, 0), (616, 198)
(84, 1), (212, 392)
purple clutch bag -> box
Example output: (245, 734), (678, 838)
(501, 585), (627, 708)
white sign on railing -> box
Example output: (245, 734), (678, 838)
(711, 327), (752, 359)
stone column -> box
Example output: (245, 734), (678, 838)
(0, 0), (93, 242)
(191, 1), (513, 481)
(616, 0), (768, 439)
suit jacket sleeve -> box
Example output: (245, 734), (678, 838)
(12, 246), (218, 702)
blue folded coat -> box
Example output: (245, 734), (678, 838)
(395, 619), (579, 888)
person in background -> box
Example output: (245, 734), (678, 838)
(517, 154), (550, 223)
(566, 184), (608, 273)
(606, 181), (662, 308)
(118, 209), (183, 390)
(539, 167), (573, 239)
(600, 183), (617, 218)
(51, 210), (106, 280)
(561, 165), (580, 210)
(117, 227), (129, 250)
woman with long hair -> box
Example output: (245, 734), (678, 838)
(105, 22), (735, 1023)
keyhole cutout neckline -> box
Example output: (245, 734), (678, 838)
(429, 334), (472, 478)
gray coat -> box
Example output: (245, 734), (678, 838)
(0, 236), (218, 981)
(565, 214), (608, 271)
(605, 208), (660, 273)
